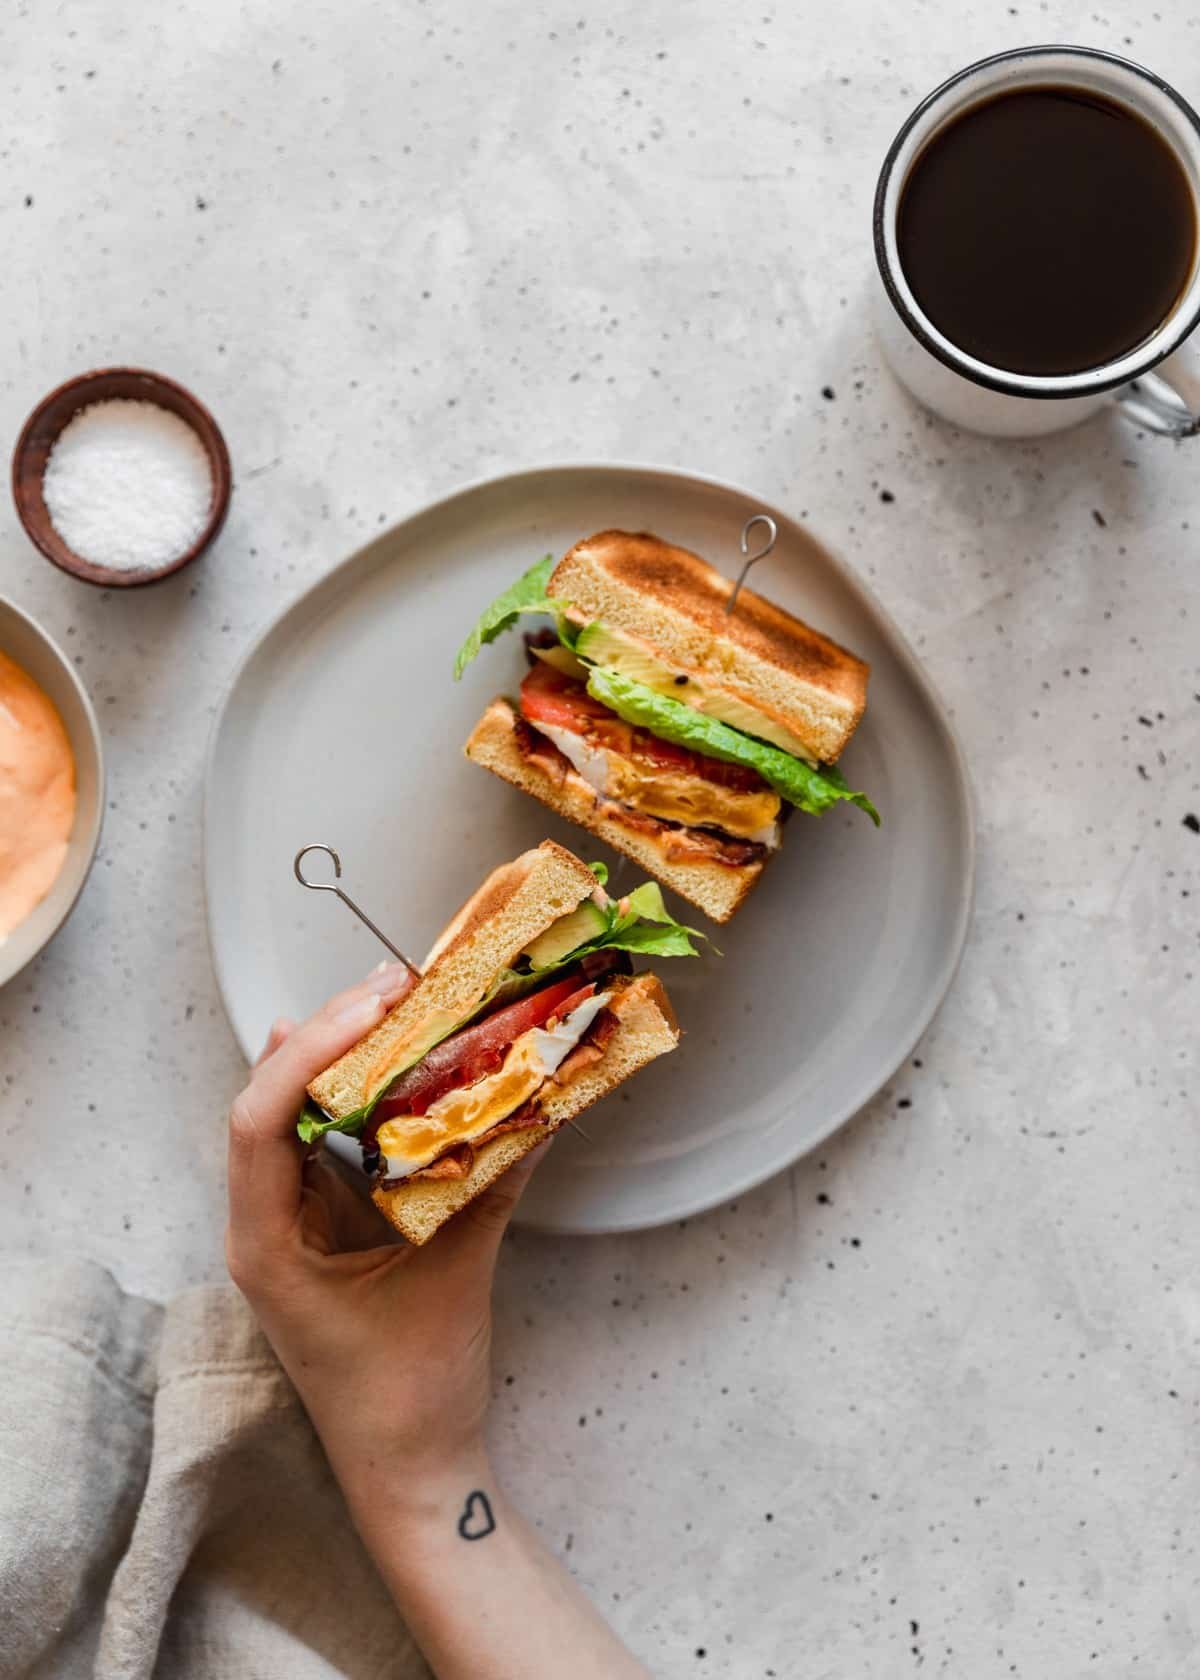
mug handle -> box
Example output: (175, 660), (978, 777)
(1116, 338), (1200, 438)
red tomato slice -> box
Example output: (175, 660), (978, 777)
(543, 979), (599, 1022)
(369, 974), (596, 1124)
(520, 661), (615, 730)
(519, 663), (767, 794)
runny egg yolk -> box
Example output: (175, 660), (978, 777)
(528, 719), (780, 841)
(374, 991), (612, 1178)
(375, 1035), (548, 1173)
(602, 754), (781, 839)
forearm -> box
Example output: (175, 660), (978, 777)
(342, 1447), (652, 1680)
(229, 979), (645, 1677)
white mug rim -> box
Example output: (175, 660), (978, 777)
(873, 44), (1200, 399)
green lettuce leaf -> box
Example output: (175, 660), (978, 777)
(563, 881), (705, 962)
(453, 555), (559, 679)
(498, 878), (704, 981)
(617, 880), (674, 926)
(593, 921), (704, 958)
(298, 1097), (370, 1144)
(585, 667), (880, 824)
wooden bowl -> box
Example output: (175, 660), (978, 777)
(11, 367), (232, 588)
(0, 595), (104, 985)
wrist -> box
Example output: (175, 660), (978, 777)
(335, 1434), (496, 1540)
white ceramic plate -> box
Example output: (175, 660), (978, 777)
(205, 464), (973, 1234)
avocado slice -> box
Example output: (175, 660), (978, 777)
(575, 621), (675, 688)
(529, 642), (589, 682)
(523, 899), (609, 969)
(574, 620), (818, 765)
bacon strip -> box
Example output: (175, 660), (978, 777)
(514, 713), (571, 786)
(551, 1042), (605, 1083)
(407, 1142), (476, 1181)
(471, 1108), (549, 1147)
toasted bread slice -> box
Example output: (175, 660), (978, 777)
(307, 840), (599, 1121)
(550, 530), (868, 764)
(372, 972), (678, 1244)
(465, 699), (765, 924)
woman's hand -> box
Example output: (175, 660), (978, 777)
(225, 966), (650, 1680)
(225, 962), (540, 1509)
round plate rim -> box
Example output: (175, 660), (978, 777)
(203, 459), (976, 1233)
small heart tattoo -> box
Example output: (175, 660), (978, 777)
(457, 1489), (496, 1542)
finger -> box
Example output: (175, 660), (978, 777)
(255, 962), (416, 1081)
(228, 964), (415, 1245)
(301, 1151), (406, 1254)
(425, 1136), (554, 1274)
(252, 961), (416, 1101)
(255, 1017), (296, 1067)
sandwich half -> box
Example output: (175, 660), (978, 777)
(457, 529), (878, 923)
(299, 839), (699, 1245)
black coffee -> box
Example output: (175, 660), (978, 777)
(897, 85), (1197, 376)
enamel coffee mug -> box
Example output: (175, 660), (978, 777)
(874, 46), (1200, 439)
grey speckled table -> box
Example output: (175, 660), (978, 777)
(2, 5), (1198, 1676)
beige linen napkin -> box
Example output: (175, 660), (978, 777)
(0, 1259), (430, 1680)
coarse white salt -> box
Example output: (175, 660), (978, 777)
(42, 398), (214, 573)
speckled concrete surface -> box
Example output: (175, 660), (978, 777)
(1, 4), (1197, 1675)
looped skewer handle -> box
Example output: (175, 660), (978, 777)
(293, 844), (422, 978)
(725, 513), (778, 615)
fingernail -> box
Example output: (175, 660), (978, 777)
(374, 961), (415, 996)
(334, 991), (385, 1029)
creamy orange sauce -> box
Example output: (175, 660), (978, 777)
(0, 651), (76, 940)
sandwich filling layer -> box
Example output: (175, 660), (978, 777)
(511, 713), (774, 869)
(518, 660), (782, 854)
(535, 718), (781, 846)
(372, 988), (612, 1182)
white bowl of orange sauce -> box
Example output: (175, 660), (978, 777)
(0, 595), (103, 985)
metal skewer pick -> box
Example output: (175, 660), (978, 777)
(293, 843), (594, 1144)
(725, 513), (778, 615)
(293, 844), (422, 978)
